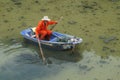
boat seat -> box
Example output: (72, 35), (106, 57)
(32, 27), (36, 32)
(29, 28), (36, 38)
(31, 27), (36, 35)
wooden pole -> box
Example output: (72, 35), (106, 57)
(50, 16), (63, 30)
(37, 38), (47, 64)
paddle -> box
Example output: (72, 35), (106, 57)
(50, 16), (63, 30)
(52, 33), (63, 39)
(37, 37), (47, 64)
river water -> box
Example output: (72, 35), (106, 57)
(0, 0), (120, 80)
(0, 41), (120, 80)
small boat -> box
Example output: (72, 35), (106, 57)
(20, 27), (83, 50)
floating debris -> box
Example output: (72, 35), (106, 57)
(11, 0), (19, 2)
(16, 53), (40, 64)
(94, 78), (98, 80)
(117, 17), (120, 20)
(99, 35), (117, 43)
(11, 0), (22, 5)
(47, 58), (53, 64)
(14, 2), (22, 5)
(99, 60), (109, 64)
(102, 46), (109, 51)
(6, 7), (13, 12)
(10, 38), (17, 43)
(79, 64), (94, 72)
(68, 21), (77, 25)
(40, 8), (48, 12)
(21, 22), (27, 27)
(11, 28), (14, 31)
(109, 0), (120, 2)
(35, 0), (39, 4)
(110, 49), (115, 53)
(103, 36), (117, 43)
(116, 13), (120, 15)
(3, 20), (9, 23)
(116, 6), (120, 9)
(99, 36), (106, 39)
(79, 64), (88, 70)
(107, 78), (112, 80)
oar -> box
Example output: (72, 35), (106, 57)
(37, 37), (47, 64)
(50, 16), (63, 30)
(52, 33), (62, 39)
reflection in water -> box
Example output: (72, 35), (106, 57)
(0, 41), (62, 80)
(22, 39), (83, 62)
(0, 41), (120, 80)
(0, 40), (82, 80)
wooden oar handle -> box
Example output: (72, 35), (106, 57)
(37, 38), (47, 64)
(50, 16), (63, 30)
(57, 16), (63, 22)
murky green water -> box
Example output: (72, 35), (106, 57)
(0, 42), (120, 80)
(0, 0), (120, 80)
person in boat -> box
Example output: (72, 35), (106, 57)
(35, 16), (58, 40)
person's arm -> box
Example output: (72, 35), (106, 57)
(48, 21), (57, 25)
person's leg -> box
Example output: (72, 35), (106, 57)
(40, 30), (47, 40)
(46, 30), (52, 40)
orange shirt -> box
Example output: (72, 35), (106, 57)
(35, 20), (57, 36)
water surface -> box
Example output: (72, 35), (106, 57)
(0, 41), (120, 80)
(0, 0), (120, 80)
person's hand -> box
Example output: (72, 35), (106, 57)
(36, 35), (39, 39)
(55, 21), (58, 24)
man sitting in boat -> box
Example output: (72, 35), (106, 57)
(35, 16), (58, 40)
